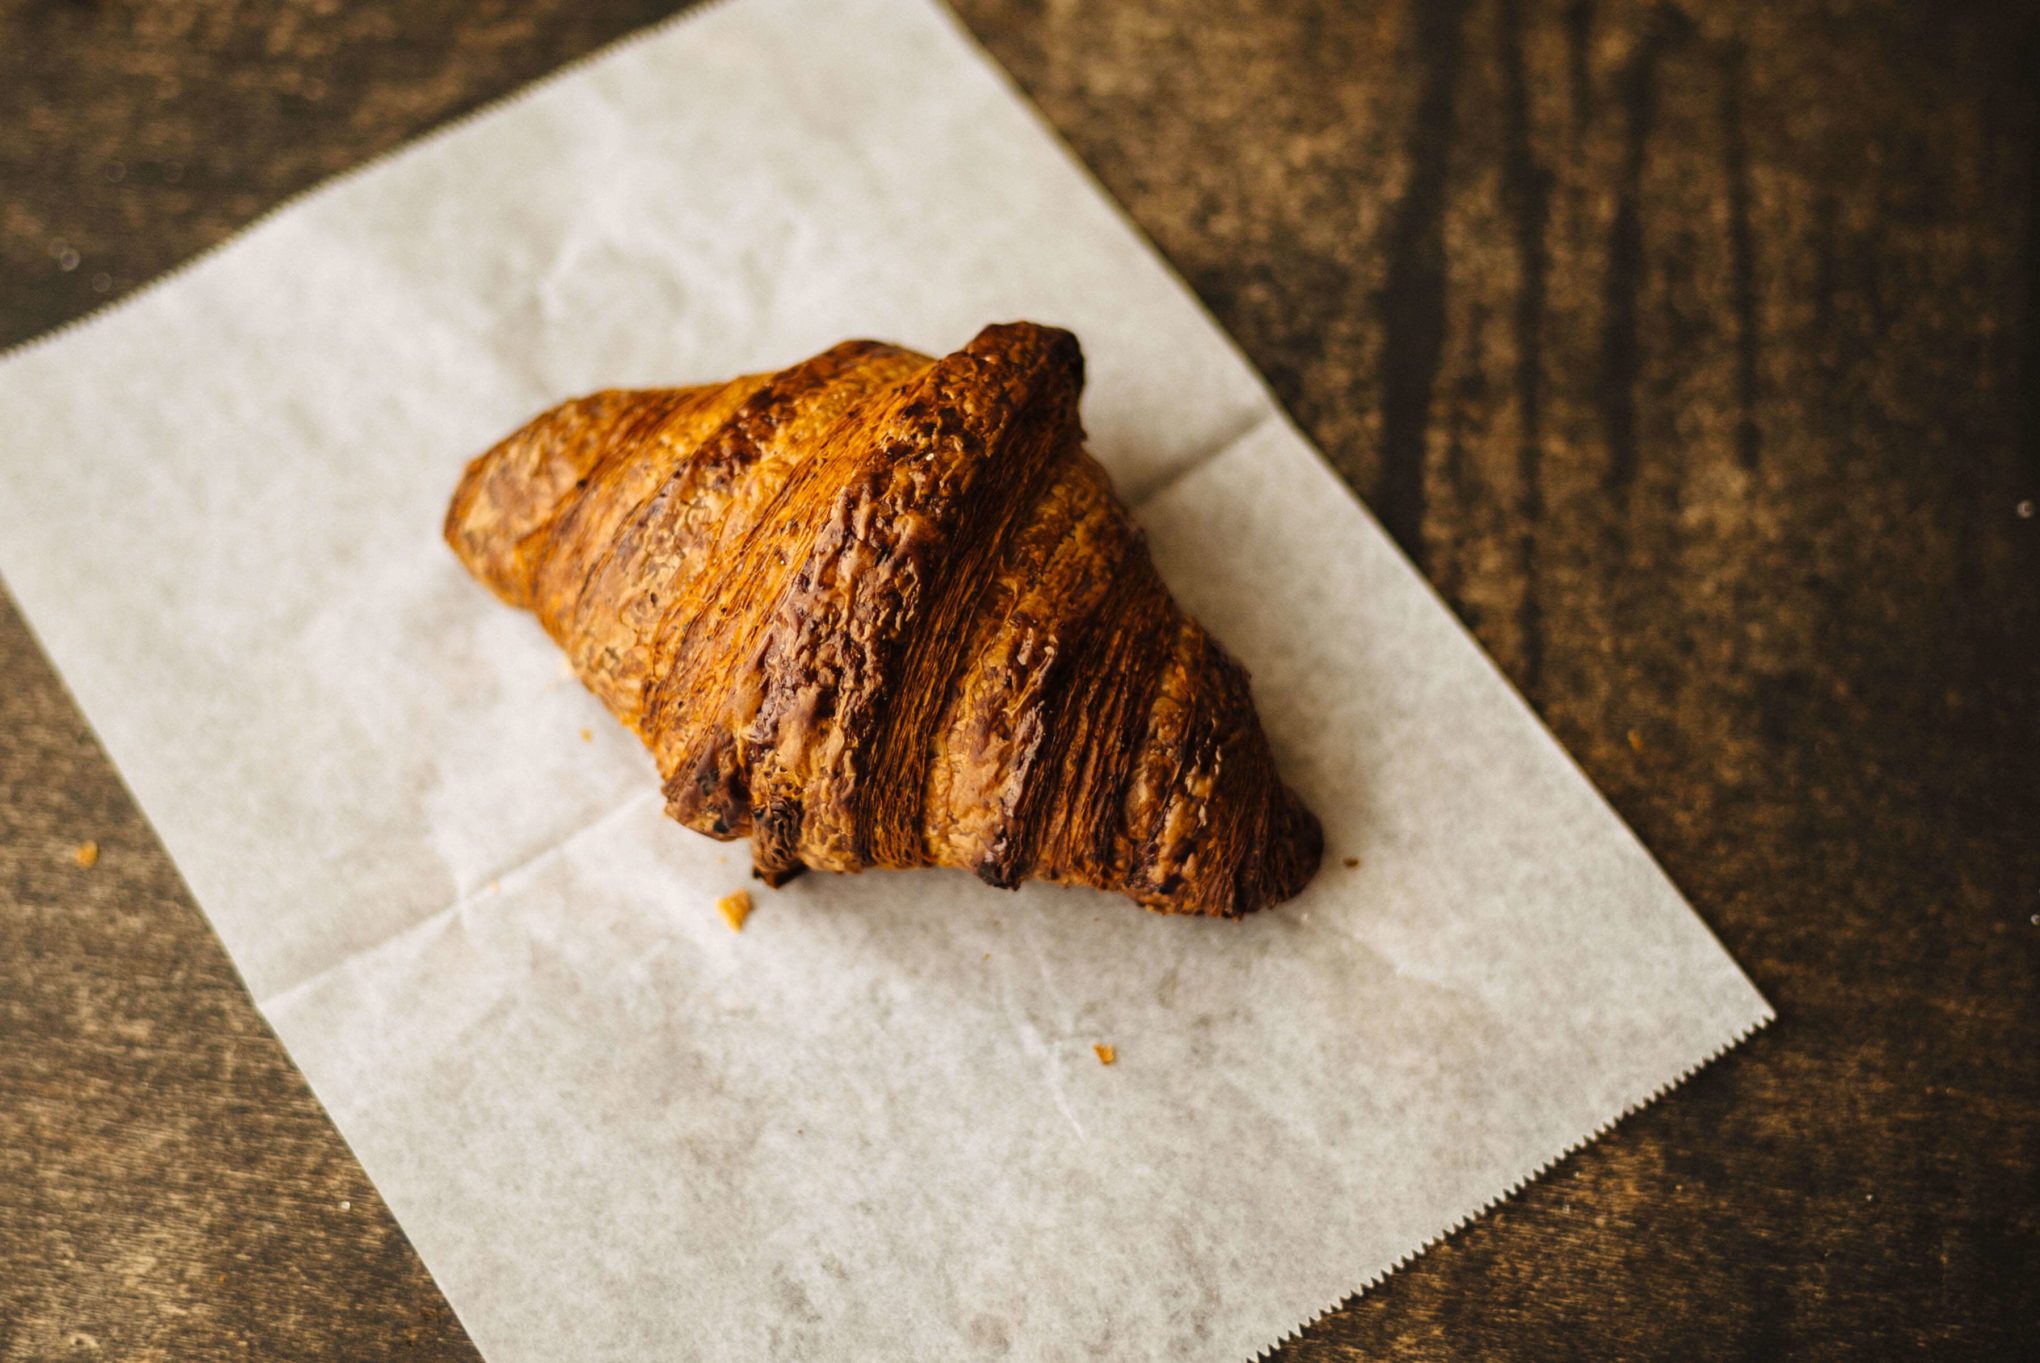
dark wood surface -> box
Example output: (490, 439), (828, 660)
(3, 1), (2035, 1357)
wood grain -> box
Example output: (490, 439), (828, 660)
(2, 1), (2034, 1358)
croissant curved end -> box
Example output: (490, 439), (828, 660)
(445, 322), (1324, 916)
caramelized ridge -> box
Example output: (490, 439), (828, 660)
(527, 389), (703, 640)
(858, 326), (1087, 870)
(649, 344), (933, 846)
(1025, 532), (1175, 891)
(558, 376), (774, 717)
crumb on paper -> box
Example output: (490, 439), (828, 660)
(73, 840), (99, 869)
(717, 890), (753, 933)
(1626, 728), (1645, 754)
(579, 728), (593, 742)
(1093, 1044), (1116, 1066)
(487, 879), (500, 894)
(1342, 856), (1360, 869)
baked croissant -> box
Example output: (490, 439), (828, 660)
(444, 322), (1321, 916)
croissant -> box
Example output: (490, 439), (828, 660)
(444, 322), (1321, 916)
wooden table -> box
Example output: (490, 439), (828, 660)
(3, 2), (2034, 1357)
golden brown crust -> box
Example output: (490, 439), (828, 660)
(444, 322), (1322, 916)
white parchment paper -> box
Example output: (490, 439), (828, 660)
(0, 0), (1771, 1357)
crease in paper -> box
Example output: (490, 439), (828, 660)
(0, 0), (1770, 1359)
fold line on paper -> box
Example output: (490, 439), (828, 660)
(1124, 406), (1278, 510)
(255, 788), (662, 1013)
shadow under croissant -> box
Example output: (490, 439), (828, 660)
(445, 321), (1323, 917)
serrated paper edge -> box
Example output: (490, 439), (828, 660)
(1250, 1008), (1777, 1360)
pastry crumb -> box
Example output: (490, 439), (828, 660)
(73, 840), (99, 869)
(1626, 728), (1645, 754)
(717, 890), (753, 933)
(1342, 856), (1360, 868)
(1093, 1043), (1116, 1066)
(578, 728), (593, 742)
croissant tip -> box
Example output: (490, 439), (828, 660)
(753, 861), (807, 889)
(1214, 786), (1324, 918)
(964, 320), (1084, 383)
(1283, 800), (1327, 898)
